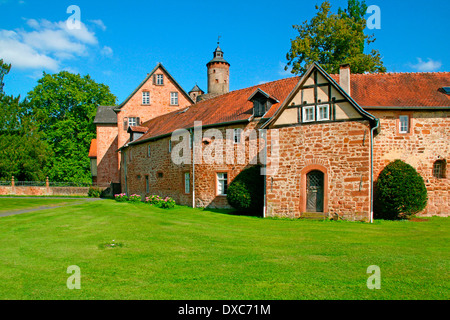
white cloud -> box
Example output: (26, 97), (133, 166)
(411, 58), (442, 72)
(0, 18), (107, 72)
(90, 19), (107, 31)
(101, 46), (113, 57)
(0, 30), (59, 71)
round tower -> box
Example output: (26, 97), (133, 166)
(206, 43), (230, 96)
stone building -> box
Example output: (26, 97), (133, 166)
(90, 45), (450, 220)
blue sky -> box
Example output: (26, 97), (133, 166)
(1, 0), (449, 103)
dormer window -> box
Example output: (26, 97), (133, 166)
(248, 88), (278, 118)
(438, 87), (450, 95)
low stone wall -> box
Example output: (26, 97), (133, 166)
(0, 186), (90, 196)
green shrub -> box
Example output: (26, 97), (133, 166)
(374, 160), (428, 220)
(145, 195), (176, 209)
(227, 165), (264, 216)
(88, 186), (102, 198)
(128, 194), (142, 202)
(114, 193), (128, 202)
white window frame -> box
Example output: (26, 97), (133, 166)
(156, 74), (164, 85)
(170, 92), (179, 105)
(142, 91), (150, 105)
(128, 117), (137, 127)
(302, 106), (315, 123)
(316, 104), (330, 121)
(399, 115), (409, 134)
(217, 172), (228, 196)
(233, 128), (242, 144)
(184, 172), (190, 193)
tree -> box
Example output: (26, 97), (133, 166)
(286, 1), (386, 75)
(374, 160), (428, 220)
(0, 59), (11, 94)
(0, 62), (52, 181)
(27, 71), (116, 183)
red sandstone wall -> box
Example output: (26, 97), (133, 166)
(265, 121), (372, 221)
(371, 110), (450, 216)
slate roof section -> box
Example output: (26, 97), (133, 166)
(128, 70), (450, 146)
(94, 106), (117, 124)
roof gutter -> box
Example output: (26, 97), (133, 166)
(363, 106), (450, 110)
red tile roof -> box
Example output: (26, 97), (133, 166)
(332, 72), (450, 107)
(130, 72), (450, 145)
(88, 139), (97, 158)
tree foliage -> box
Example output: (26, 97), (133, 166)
(0, 59), (11, 94)
(374, 160), (428, 220)
(27, 71), (116, 183)
(286, 0), (386, 75)
(0, 62), (52, 181)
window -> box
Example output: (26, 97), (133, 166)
(169, 140), (172, 153)
(317, 104), (330, 121)
(157, 172), (163, 178)
(128, 117), (138, 127)
(253, 99), (266, 117)
(147, 145), (151, 157)
(145, 175), (149, 193)
(156, 74), (164, 85)
(233, 128), (242, 144)
(217, 172), (228, 195)
(433, 160), (446, 179)
(303, 106), (315, 122)
(142, 91), (150, 105)
(399, 115), (409, 134)
(184, 172), (190, 193)
(170, 92), (178, 105)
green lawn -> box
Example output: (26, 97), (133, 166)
(0, 198), (82, 213)
(0, 198), (448, 300)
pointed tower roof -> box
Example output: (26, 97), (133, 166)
(207, 43), (230, 66)
(189, 84), (204, 94)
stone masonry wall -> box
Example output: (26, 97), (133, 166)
(265, 120), (372, 221)
(371, 110), (450, 216)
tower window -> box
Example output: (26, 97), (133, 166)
(433, 160), (446, 179)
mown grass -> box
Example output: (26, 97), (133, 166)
(0, 198), (82, 213)
(0, 198), (448, 300)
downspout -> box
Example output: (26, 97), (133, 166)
(190, 128), (195, 208)
(370, 118), (380, 223)
(263, 129), (267, 218)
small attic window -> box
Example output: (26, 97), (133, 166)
(253, 99), (266, 117)
(439, 87), (450, 95)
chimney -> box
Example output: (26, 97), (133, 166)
(339, 64), (351, 96)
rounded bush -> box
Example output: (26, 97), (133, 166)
(374, 160), (427, 220)
(227, 165), (264, 216)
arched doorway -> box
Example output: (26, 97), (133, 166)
(306, 170), (324, 212)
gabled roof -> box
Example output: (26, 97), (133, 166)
(127, 126), (148, 133)
(88, 139), (97, 158)
(189, 84), (204, 93)
(263, 62), (376, 128)
(94, 105), (117, 124)
(247, 88), (280, 103)
(114, 63), (194, 111)
(126, 65), (450, 147)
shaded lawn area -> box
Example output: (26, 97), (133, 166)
(0, 198), (83, 213)
(0, 198), (448, 300)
